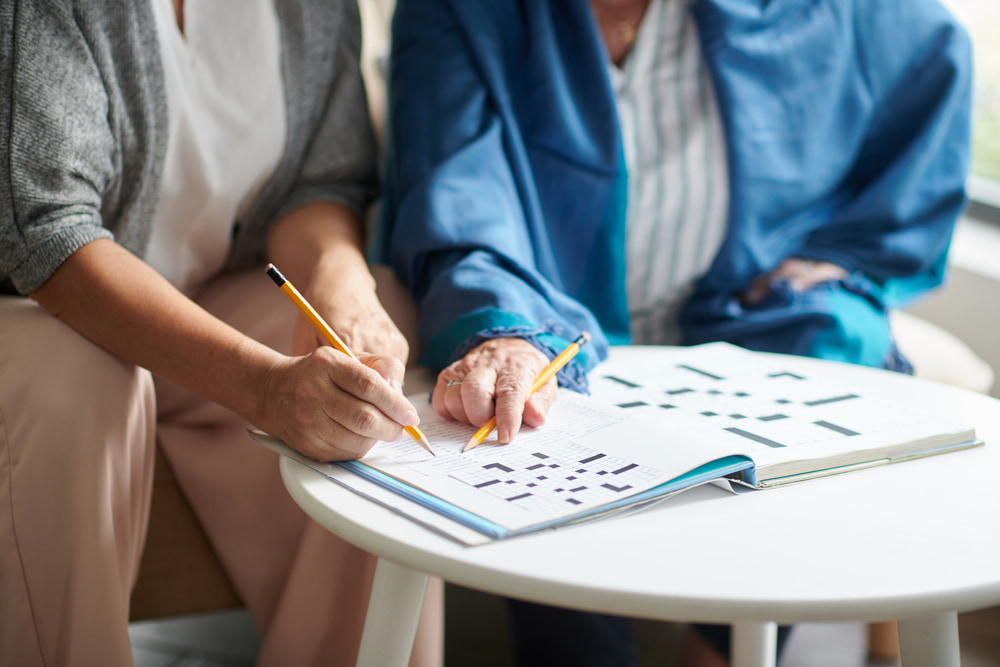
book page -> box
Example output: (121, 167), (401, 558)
(587, 343), (978, 481)
(248, 429), (495, 545)
(355, 390), (746, 533)
(250, 342), (978, 540)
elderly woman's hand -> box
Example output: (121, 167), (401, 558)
(741, 258), (848, 306)
(434, 337), (555, 445)
(291, 275), (410, 390)
(259, 347), (418, 462)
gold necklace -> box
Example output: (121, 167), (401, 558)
(618, 22), (638, 45)
(591, 0), (653, 47)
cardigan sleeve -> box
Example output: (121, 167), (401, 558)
(269, 0), (379, 225)
(376, 0), (606, 388)
(0, 1), (117, 295)
(228, 0), (380, 270)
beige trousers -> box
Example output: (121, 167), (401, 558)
(0, 271), (442, 667)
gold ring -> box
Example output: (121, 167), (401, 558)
(447, 379), (463, 387)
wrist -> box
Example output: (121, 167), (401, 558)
(266, 201), (368, 291)
(306, 251), (377, 302)
(225, 337), (289, 430)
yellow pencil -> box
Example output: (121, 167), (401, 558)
(463, 331), (591, 453)
(266, 263), (434, 456)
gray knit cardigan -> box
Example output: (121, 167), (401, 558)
(0, 0), (378, 295)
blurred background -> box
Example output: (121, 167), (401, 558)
(952, 0), (1000, 182)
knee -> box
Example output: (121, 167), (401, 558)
(0, 299), (156, 464)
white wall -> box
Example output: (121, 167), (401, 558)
(903, 217), (1000, 398)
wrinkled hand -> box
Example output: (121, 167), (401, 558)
(260, 346), (419, 461)
(291, 279), (409, 388)
(741, 258), (848, 306)
(434, 338), (554, 445)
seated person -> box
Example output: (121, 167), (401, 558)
(374, 0), (972, 664)
(0, 0), (441, 665)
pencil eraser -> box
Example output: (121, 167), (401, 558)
(265, 264), (285, 286)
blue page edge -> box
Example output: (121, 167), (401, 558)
(337, 454), (756, 539)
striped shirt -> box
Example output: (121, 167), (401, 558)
(608, 0), (729, 345)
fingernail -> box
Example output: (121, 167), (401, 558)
(402, 409), (419, 426)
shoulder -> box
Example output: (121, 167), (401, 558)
(3, 0), (162, 104)
(850, 0), (971, 83)
(284, 0), (362, 41)
(1, 0), (163, 145)
(392, 0), (529, 44)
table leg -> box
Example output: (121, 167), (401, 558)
(897, 612), (960, 667)
(731, 621), (777, 667)
(356, 557), (430, 667)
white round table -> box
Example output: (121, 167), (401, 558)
(280, 348), (1000, 667)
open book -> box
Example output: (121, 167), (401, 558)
(250, 343), (981, 545)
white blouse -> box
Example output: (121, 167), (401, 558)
(147, 0), (287, 296)
(609, 0), (730, 345)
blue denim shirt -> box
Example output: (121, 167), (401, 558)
(377, 0), (972, 388)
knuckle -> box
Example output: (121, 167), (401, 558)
(461, 373), (487, 392)
(316, 345), (340, 362)
(351, 407), (381, 435)
(495, 375), (526, 398)
(385, 356), (405, 376)
(354, 372), (382, 397)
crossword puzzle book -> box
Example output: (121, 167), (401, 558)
(250, 343), (980, 544)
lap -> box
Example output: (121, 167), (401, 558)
(0, 296), (156, 471)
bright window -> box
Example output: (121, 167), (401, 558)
(948, 0), (1000, 185)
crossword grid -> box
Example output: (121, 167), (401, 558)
(593, 361), (891, 451)
(449, 438), (661, 514)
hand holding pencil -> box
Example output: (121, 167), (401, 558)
(463, 332), (589, 452)
(266, 264), (434, 457)
(434, 333), (590, 452)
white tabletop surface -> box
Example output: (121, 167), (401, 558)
(280, 347), (1000, 626)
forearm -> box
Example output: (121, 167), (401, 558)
(31, 239), (280, 428)
(267, 202), (407, 363)
(266, 201), (373, 296)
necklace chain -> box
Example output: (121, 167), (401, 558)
(618, 21), (638, 45)
(592, 0), (653, 47)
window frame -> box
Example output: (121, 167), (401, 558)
(967, 175), (1000, 225)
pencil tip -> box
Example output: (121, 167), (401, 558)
(412, 432), (435, 456)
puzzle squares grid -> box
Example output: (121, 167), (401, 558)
(449, 438), (661, 513)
